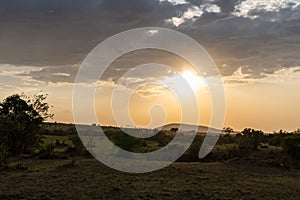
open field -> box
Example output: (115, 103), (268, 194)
(1, 123), (299, 199)
(0, 158), (299, 200)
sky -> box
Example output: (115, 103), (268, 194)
(0, 0), (299, 132)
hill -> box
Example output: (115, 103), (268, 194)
(160, 123), (221, 134)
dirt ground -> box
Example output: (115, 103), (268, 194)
(0, 158), (299, 200)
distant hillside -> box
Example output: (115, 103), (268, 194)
(160, 123), (221, 133)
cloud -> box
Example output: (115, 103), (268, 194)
(160, 0), (188, 6)
(265, 66), (300, 82)
(16, 49), (192, 85)
(0, 0), (299, 85)
(233, 0), (300, 21)
(0, 64), (44, 91)
(183, 13), (300, 77)
(223, 65), (300, 86)
(136, 84), (167, 97)
(21, 65), (78, 84)
(222, 67), (252, 85)
(167, 5), (204, 26)
(0, 0), (177, 66)
(166, 1), (222, 27)
(0, 65), (40, 75)
(205, 4), (221, 13)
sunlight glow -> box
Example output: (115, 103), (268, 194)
(181, 71), (205, 91)
(161, 70), (206, 93)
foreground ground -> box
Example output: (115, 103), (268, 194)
(0, 158), (299, 200)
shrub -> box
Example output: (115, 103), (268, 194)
(228, 145), (249, 158)
(65, 135), (91, 161)
(13, 163), (28, 171)
(107, 131), (144, 152)
(0, 144), (9, 170)
(283, 136), (300, 159)
(178, 136), (204, 162)
(38, 143), (56, 159)
(269, 134), (283, 146)
(219, 134), (235, 144)
(241, 128), (263, 150)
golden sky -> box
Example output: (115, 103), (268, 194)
(2, 51), (300, 133)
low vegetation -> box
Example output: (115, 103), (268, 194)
(0, 93), (299, 199)
(0, 93), (299, 170)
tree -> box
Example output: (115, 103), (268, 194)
(0, 93), (53, 156)
(223, 127), (234, 134)
(240, 128), (264, 150)
(170, 128), (179, 133)
(0, 115), (12, 169)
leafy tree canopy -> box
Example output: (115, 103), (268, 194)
(0, 93), (53, 156)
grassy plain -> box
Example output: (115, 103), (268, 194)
(0, 124), (299, 199)
(0, 158), (299, 200)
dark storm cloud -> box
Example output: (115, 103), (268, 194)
(180, 3), (300, 77)
(0, 0), (176, 66)
(0, 0), (299, 83)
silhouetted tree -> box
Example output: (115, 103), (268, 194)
(240, 128), (264, 150)
(170, 128), (179, 133)
(223, 127), (234, 134)
(0, 93), (53, 156)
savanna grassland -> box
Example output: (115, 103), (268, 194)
(0, 95), (299, 199)
(0, 122), (299, 200)
(0, 155), (299, 199)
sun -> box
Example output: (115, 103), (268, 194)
(180, 70), (205, 92)
(160, 70), (205, 93)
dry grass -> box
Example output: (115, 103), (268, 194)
(0, 158), (299, 200)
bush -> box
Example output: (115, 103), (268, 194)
(283, 136), (300, 159)
(0, 144), (9, 170)
(38, 143), (56, 159)
(228, 145), (249, 158)
(178, 136), (204, 162)
(65, 135), (91, 159)
(13, 163), (28, 171)
(269, 134), (284, 146)
(107, 131), (144, 152)
(240, 128), (263, 150)
(219, 134), (235, 144)
(151, 131), (174, 147)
